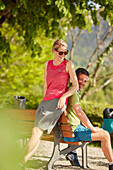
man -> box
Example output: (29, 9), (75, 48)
(65, 68), (113, 170)
(65, 68), (89, 167)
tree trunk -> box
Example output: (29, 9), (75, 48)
(86, 26), (113, 70)
(69, 28), (83, 60)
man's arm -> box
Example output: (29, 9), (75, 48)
(73, 104), (101, 132)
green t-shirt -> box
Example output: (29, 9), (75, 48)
(67, 91), (81, 131)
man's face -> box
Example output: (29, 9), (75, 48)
(77, 73), (89, 91)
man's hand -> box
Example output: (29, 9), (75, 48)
(91, 127), (103, 133)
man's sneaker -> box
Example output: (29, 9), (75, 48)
(109, 164), (113, 170)
(66, 152), (81, 167)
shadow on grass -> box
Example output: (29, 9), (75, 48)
(25, 159), (48, 169)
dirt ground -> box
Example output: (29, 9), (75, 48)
(23, 140), (110, 170)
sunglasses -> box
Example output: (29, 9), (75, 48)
(55, 49), (68, 55)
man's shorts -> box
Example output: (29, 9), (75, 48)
(62, 124), (92, 142)
(34, 98), (66, 134)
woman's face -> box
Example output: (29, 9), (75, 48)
(53, 46), (68, 61)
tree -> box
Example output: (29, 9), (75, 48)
(0, 25), (54, 108)
(0, 0), (113, 61)
(69, 27), (84, 60)
(0, 0), (113, 107)
(66, 1), (113, 102)
(81, 15), (113, 100)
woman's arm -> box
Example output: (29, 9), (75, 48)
(65, 60), (78, 97)
(43, 61), (48, 96)
(57, 60), (78, 109)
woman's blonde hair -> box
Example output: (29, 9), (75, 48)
(52, 39), (68, 50)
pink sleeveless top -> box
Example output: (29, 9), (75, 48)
(43, 60), (69, 103)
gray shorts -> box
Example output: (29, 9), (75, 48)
(34, 98), (66, 134)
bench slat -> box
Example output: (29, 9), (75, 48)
(62, 131), (75, 138)
(60, 139), (82, 145)
(59, 115), (69, 123)
(13, 116), (35, 121)
(58, 113), (75, 138)
(60, 124), (72, 131)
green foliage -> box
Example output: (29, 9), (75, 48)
(0, 32), (11, 63)
(81, 100), (113, 127)
(0, 25), (55, 109)
(0, 0), (65, 59)
(81, 100), (113, 148)
(86, 89), (106, 104)
(0, 0), (113, 60)
(90, 8), (99, 25)
(0, 0), (5, 10)
(104, 83), (113, 104)
(93, 0), (113, 25)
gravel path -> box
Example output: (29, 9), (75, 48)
(25, 140), (110, 170)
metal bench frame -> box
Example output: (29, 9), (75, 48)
(48, 122), (88, 170)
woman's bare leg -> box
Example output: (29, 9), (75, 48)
(20, 127), (44, 164)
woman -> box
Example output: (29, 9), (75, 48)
(19, 39), (78, 168)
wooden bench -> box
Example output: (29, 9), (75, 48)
(48, 112), (89, 170)
(5, 109), (88, 169)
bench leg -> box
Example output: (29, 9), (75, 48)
(60, 143), (83, 155)
(82, 142), (88, 169)
(61, 143), (88, 169)
(47, 124), (61, 170)
(48, 126), (88, 169)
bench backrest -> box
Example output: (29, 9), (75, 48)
(8, 109), (35, 138)
(58, 113), (81, 145)
(4, 109), (81, 145)
(58, 112), (75, 138)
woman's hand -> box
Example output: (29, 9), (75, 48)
(57, 96), (66, 109)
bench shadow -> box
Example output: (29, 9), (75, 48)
(96, 161), (108, 167)
(53, 164), (97, 170)
(25, 159), (48, 169)
(79, 155), (106, 160)
(78, 155), (108, 169)
(25, 155), (108, 170)
(53, 165), (81, 169)
(33, 155), (50, 159)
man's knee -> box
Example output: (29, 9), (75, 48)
(101, 130), (110, 141)
(103, 130), (110, 139)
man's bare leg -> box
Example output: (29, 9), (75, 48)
(20, 127), (44, 164)
(91, 129), (113, 162)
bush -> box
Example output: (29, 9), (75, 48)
(81, 100), (113, 127)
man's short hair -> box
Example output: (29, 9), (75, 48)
(76, 68), (89, 77)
